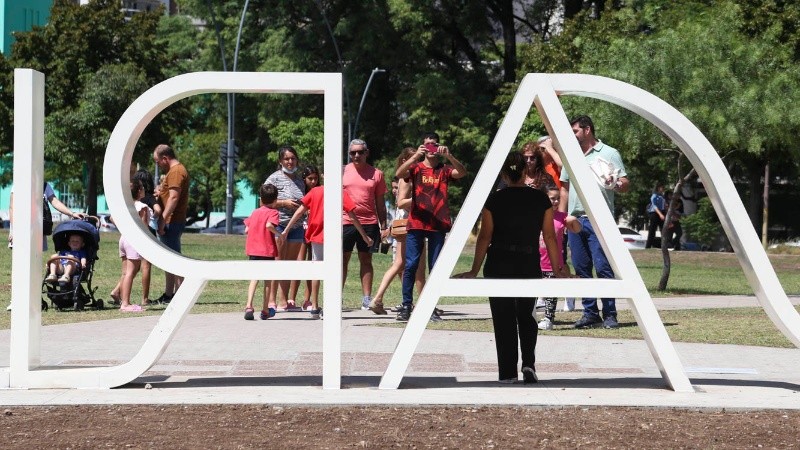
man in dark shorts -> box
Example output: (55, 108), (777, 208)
(342, 139), (389, 310)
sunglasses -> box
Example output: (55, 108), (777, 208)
(349, 150), (366, 156)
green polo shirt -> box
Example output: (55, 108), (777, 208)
(560, 141), (627, 216)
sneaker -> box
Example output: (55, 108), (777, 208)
(310, 308), (322, 320)
(537, 317), (553, 331)
(535, 298), (545, 309)
(396, 305), (412, 322)
(244, 308), (254, 321)
(429, 310), (443, 322)
(5, 304), (11, 311)
(603, 315), (620, 329)
(562, 298), (576, 312)
(522, 367), (538, 384)
(498, 378), (517, 384)
(302, 300), (313, 311)
(391, 304), (404, 312)
(155, 293), (173, 304)
(574, 314), (602, 329)
(368, 299), (388, 315)
(260, 307), (276, 320)
(45, 273), (58, 284)
(361, 296), (371, 310)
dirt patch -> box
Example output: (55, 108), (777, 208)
(2, 405), (798, 448)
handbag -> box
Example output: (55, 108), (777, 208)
(42, 201), (53, 236)
(390, 218), (408, 238)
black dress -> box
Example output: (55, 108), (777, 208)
(483, 186), (552, 381)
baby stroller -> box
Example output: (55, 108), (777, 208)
(41, 217), (104, 311)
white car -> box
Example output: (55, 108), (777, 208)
(618, 226), (646, 250)
(98, 214), (118, 233)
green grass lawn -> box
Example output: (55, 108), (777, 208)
(2, 229), (799, 347)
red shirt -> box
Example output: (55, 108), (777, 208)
(341, 163), (386, 225)
(244, 206), (279, 257)
(407, 162), (455, 232)
(303, 186), (357, 244)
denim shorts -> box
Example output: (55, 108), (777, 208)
(277, 224), (305, 243)
(159, 222), (185, 253)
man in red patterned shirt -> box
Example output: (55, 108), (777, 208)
(394, 132), (467, 321)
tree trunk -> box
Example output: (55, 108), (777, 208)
(761, 161), (770, 248)
(657, 179), (681, 291)
(747, 161), (761, 231)
(86, 163), (98, 217)
(658, 166), (697, 291)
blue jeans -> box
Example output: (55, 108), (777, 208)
(402, 229), (446, 307)
(568, 216), (616, 318)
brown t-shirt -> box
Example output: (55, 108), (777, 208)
(159, 163), (189, 224)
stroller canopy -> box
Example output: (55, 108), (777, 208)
(52, 219), (100, 254)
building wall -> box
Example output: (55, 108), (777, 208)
(1, 0), (53, 54)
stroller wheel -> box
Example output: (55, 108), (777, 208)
(95, 299), (105, 310)
(41, 299), (49, 311)
(74, 300), (84, 312)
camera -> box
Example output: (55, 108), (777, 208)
(424, 142), (439, 154)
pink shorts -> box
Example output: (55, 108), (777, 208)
(118, 237), (141, 260)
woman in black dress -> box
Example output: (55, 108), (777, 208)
(456, 151), (567, 384)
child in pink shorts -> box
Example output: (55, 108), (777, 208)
(111, 180), (153, 312)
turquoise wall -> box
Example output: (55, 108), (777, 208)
(1, 0), (52, 54)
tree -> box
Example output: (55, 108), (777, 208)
(9, 0), (169, 214)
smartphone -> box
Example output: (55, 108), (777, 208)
(424, 142), (439, 153)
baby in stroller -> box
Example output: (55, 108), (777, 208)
(42, 218), (103, 311)
(45, 233), (88, 285)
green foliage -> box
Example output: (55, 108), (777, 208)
(268, 117), (325, 168)
(683, 197), (721, 247)
(7, 0), (171, 214)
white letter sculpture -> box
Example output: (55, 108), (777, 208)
(378, 73), (800, 392)
(6, 70), (344, 389)
(5, 71), (798, 394)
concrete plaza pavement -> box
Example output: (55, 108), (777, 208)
(0, 295), (798, 409)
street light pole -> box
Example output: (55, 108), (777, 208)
(352, 67), (385, 141)
(224, 0), (251, 235)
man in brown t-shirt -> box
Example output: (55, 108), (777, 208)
(153, 144), (189, 303)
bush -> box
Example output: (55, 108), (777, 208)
(683, 197), (721, 248)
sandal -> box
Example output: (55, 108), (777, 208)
(284, 300), (301, 311)
(368, 299), (388, 315)
(120, 304), (143, 312)
(110, 293), (122, 306)
(244, 307), (255, 321)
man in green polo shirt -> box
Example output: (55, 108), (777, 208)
(559, 115), (630, 329)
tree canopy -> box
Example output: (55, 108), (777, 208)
(1, 0), (798, 237)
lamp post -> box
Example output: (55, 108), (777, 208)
(352, 67), (386, 141)
(206, 0), (249, 234)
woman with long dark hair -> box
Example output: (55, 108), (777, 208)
(456, 151), (567, 384)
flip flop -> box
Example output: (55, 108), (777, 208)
(120, 304), (143, 312)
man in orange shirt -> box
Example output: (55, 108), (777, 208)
(153, 144), (189, 304)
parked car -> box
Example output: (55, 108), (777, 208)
(98, 214), (118, 233)
(618, 226), (646, 250)
(200, 217), (246, 235)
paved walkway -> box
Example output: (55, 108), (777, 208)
(1, 296), (799, 409)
